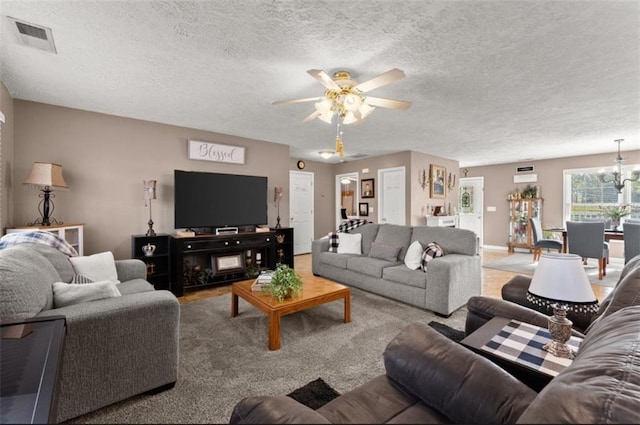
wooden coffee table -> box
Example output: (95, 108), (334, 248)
(231, 279), (351, 350)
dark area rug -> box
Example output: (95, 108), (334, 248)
(428, 321), (466, 343)
(287, 378), (340, 409)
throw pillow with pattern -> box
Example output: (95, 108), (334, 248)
(420, 242), (444, 272)
(328, 232), (339, 253)
(72, 274), (94, 284)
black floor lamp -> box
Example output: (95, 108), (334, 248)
(24, 162), (68, 226)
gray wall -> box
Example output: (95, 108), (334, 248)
(11, 100), (290, 259)
(0, 82), (14, 231)
(466, 151), (640, 248)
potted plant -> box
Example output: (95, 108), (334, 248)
(268, 264), (303, 302)
(600, 204), (633, 230)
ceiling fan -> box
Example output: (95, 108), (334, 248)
(273, 68), (411, 160)
(273, 68), (411, 125)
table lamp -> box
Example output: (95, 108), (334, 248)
(24, 162), (69, 226)
(143, 180), (157, 236)
(526, 253), (599, 359)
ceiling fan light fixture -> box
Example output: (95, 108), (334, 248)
(315, 98), (333, 113)
(319, 150), (334, 159)
(343, 93), (363, 111)
(342, 112), (357, 125)
(359, 102), (375, 119)
(318, 112), (334, 123)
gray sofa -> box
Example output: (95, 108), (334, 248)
(312, 223), (481, 316)
(231, 304), (640, 424)
(0, 243), (180, 423)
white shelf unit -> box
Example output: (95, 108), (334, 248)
(425, 215), (459, 228)
(5, 223), (84, 255)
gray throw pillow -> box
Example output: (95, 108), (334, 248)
(369, 242), (401, 262)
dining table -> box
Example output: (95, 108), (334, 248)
(547, 228), (624, 253)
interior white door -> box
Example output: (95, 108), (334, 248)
(378, 167), (406, 225)
(458, 177), (484, 246)
(289, 171), (314, 255)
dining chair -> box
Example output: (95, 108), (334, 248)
(566, 221), (608, 280)
(529, 217), (562, 261)
(623, 221), (640, 264)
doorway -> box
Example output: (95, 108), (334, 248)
(458, 177), (484, 246)
(289, 171), (314, 255)
(378, 166), (406, 225)
(335, 172), (358, 228)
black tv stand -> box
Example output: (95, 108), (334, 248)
(170, 231), (276, 296)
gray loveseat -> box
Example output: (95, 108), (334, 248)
(312, 223), (480, 316)
(231, 304), (640, 424)
(0, 243), (180, 423)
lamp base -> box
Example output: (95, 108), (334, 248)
(146, 218), (156, 237)
(543, 340), (575, 359)
(275, 216), (281, 229)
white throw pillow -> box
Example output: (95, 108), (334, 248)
(337, 232), (362, 255)
(69, 251), (120, 284)
(53, 280), (121, 308)
(404, 240), (423, 270)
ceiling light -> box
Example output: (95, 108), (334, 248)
(343, 93), (363, 112)
(319, 151), (334, 159)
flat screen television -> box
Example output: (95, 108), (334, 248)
(174, 170), (268, 230)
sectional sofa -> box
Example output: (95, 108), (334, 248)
(312, 223), (481, 316)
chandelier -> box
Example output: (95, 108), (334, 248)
(598, 139), (640, 193)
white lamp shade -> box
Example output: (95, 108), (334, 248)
(24, 162), (68, 189)
(143, 180), (157, 200)
(343, 93), (363, 111)
(528, 253), (596, 303)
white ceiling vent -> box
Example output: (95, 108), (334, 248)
(8, 17), (57, 53)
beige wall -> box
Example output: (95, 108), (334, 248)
(12, 100), (290, 259)
(409, 152), (459, 225)
(466, 151), (640, 248)
(0, 82), (14, 231)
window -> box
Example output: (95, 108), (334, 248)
(563, 165), (640, 224)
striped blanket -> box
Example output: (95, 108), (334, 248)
(0, 230), (79, 257)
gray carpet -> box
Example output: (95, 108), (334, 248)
(483, 253), (622, 287)
(69, 287), (467, 424)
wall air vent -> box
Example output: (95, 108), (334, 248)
(516, 165), (535, 173)
(8, 17), (57, 53)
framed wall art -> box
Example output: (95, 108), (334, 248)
(361, 178), (375, 199)
(359, 202), (369, 216)
(430, 164), (446, 199)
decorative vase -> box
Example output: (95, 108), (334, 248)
(611, 218), (620, 231)
(142, 243), (156, 257)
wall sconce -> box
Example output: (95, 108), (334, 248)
(24, 162), (69, 226)
(143, 180), (157, 236)
(447, 172), (456, 190)
(419, 169), (429, 190)
(274, 187), (283, 228)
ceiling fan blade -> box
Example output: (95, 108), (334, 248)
(272, 96), (320, 105)
(302, 110), (320, 123)
(307, 69), (341, 91)
(365, 96), (412, 110)
(354, 68), (406, 93)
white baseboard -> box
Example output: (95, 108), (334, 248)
(481, 245), (509, 251)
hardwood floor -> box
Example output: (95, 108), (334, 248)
(178, 249), (613, 304)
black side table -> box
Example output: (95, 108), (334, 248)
(1, 316), (66, 424)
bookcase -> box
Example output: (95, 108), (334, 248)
(507, 198), (543, 253)
(131, 234), (171, 290)
(271, 227), (294, 268)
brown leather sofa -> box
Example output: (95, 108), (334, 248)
(230, 300), (640, 424)
(230, 255), (640, 424)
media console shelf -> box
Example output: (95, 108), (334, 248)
(170, 231), (276, 296)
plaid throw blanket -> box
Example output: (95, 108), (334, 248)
(337, 218), (370, 233)
(0, 231), (79, 257)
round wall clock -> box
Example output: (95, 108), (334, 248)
(297, 160), (306, 170)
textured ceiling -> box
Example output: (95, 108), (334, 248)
(1, 0), (638, 166)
